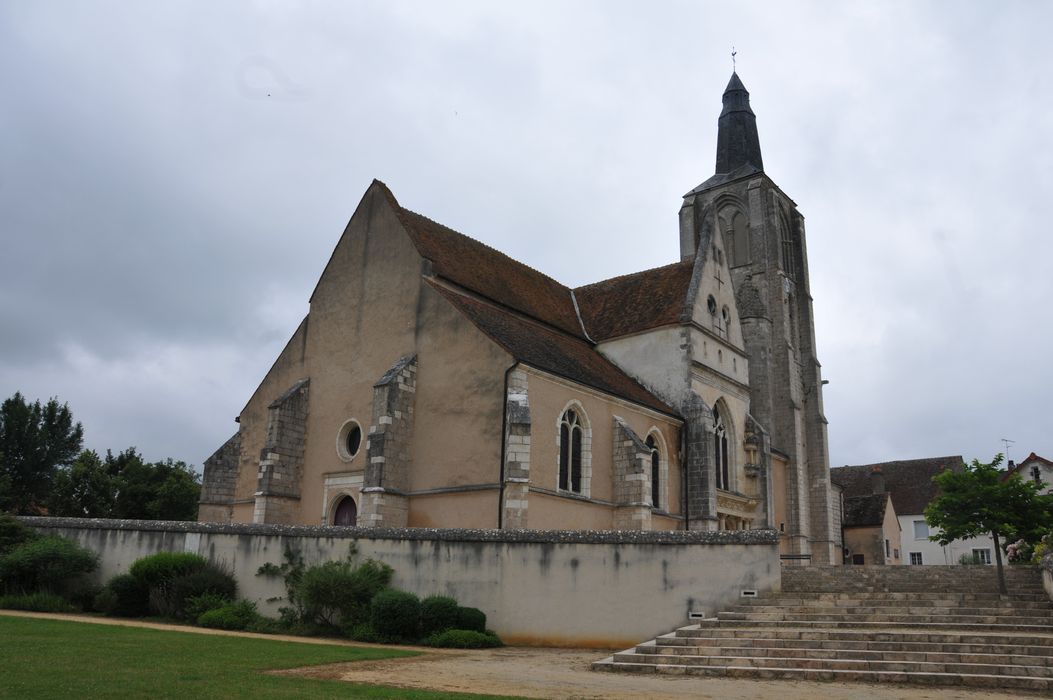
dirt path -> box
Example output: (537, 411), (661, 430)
(2, 611), (1037, 699)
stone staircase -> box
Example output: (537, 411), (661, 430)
(593, 565), (1053, 689)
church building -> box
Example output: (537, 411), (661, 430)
(199, 73), (839, 564)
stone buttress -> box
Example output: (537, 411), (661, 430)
(253, 378), (310, 524)
(358, 355), (417, 527)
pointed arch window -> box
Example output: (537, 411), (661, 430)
(779, 214), (798, 281)
(646, 434), (660, 508)
(559, 409), (584, 493)
(730, 211), (750, 267)
(714, 406), (730, 491)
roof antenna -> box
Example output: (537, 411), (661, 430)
(1001, 438), (1015, 464)
(732, 46), (737, 73)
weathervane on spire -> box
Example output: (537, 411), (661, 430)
(732, 46), (737, 72)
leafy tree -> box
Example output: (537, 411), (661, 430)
(925, 454), (1053, 594)
(110, 450), (200, 521)
(48, 448), (201, 521)
(48, 450), (117, 518)
(0, 393), (83, 514)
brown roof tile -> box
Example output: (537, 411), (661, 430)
(428, 281), (677, 417)
(375, 181), (584, 339)
(830, 456), (965, 516)
(574, 262), (694, 341)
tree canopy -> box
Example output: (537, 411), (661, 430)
(925, 454), (1053, 593)
(0, 393), (83, 514)
(1, 392), (200, 521)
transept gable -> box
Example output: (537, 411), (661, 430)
(685, 219), (746, 351)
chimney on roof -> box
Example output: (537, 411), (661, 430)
(1008, 460), (1016, 470)
(870, 466), (885, 495)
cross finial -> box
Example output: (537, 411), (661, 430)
(732, 46), (737, 72)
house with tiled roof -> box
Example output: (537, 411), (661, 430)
(1004, 453), (1053, 493)
(831, 457), (996, 565)
(199, 73), (840, 563)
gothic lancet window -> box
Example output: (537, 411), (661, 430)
(730, 211), (749, 267)
(779, 214), (798, 281)
(559, 409), (584, 493)
(646, 434), (660, 508)
(713, 406), (730, 491)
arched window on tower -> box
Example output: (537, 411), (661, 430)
(713, 406), (730, 491)
(559, 408), (584, 493)
(779, 213), (798, 281)
(646, 434), (660, 508)
(730, 211), (749, 267)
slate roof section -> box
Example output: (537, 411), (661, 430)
(375, 183), (585, 340)
(428, 281), (678, 417)
(830, 456), (965, 517)
(842, 493), (889, 528)
(574, 262), (694, 341)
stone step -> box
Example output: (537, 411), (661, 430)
(642, 642), (1053, 668)
(716, 611), (1052, 626)
(672, 625), (1053, 648)
(612, 651), (1053, 677)
(592, 657), (1053, 691)
(728, 603), (1053, 616)
(656, 635), (1053, 657)
(760, 592), (1052, 603)
(705, 617), (1053, 632)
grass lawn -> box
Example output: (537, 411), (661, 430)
(0, 615), (518, 699)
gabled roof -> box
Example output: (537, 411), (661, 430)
(830, 456), (965, 517)
(375, 182), (586, 340)
(428, 281), (677, 417)
(843, 493), (890, 528)
(574, 262), (694, 341)
(1003, 452), (1053, 481)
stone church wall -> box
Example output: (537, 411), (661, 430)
(22, 516), (779, 648)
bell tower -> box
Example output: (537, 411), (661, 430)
(678, 72), (838, 564)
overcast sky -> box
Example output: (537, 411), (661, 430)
(1, 1), (1049, 473)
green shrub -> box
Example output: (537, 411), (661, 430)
(369, 589), (420, 642)
(422, 629), (502, 648)
(101, 573), (150, 617)
(0, 513), (39, 554)
(420, 595), (459, 636)
(183, 592), (231, 621)
(344, 621), (384, 643)
(0, 592), (76, 613)
(0, 535), (97, 596)
(66, 583), (102, 612)
(129, 552), (206, 587)
(298, 558), (392, 628)
(197, 600), (260, 631)
(245, 617), (286, 635)
(162, 564), (237, 619)
(454, 606), (486, 633)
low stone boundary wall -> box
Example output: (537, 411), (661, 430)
(20, 517), (779, 648)
(784, 564), (1042, 594)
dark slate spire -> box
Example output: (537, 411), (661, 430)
(715, 72), (763, 174)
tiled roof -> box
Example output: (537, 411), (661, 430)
(574, 262), (694, 341)
(1004, 452), (1053, 481)
(428, 281), (677, 417)
(374, 182), (585, 340)
(830, 456), (965, 516)
(842, 493), (889, 528)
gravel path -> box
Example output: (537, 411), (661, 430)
(2, 611), (1039, 699)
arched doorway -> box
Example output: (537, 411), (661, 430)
(332, 495), (358, 526)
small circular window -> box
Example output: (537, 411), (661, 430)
(337, 420), (363, 461)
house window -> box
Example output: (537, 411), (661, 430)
(910, 552), (923, 565)
(885, 539), (891, 558)
(972, 548), (992, 565)
(713, 406), (730, 491)
(913, 519), (929, 540)
(851, 554), (864, 565)
(646, 434), (660, 508)
(559, 408), (585, 494)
